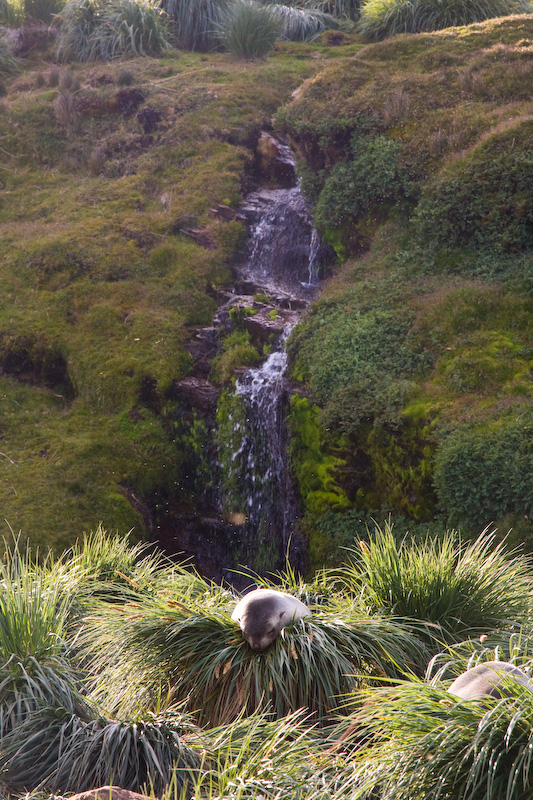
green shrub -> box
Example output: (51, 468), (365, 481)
(315, 135), (417, 233)
(289, 305), (428, 434)
(433, 409), (533, 531)
(288, 394), (351, 516)
(56, 0), (170, 62)
(210, 328), (260, 384)
(413, 120), (533, 254)
(357, 0), (531, 41)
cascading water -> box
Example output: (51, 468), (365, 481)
(158, 140), (329, 586)
(216, 160), (324, 578)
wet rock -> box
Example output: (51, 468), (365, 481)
(256, 132), (296, 187)
(209, 204), (246, 222)
(244, 307), (298, 343)
(173, 377), (219, 413)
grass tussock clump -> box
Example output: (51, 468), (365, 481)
(339, 647), (533, 800)
(357, 0), (532, 41)
(2, 531), (533, 797)
(337, 523), (533, 643)
(0, 708), (201, 795)
(0, 33), (19, 76)
(79, 568), (428, 726)
(215, 0), (284, 58)
(56, 0), (171, 62)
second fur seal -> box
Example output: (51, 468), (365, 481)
(231, 589), (311, 651)
(448, 660), (533, 700)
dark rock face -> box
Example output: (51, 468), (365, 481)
(256, 132), (296, 187)
(173, 377), (219, 414)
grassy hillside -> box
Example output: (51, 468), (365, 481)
(0, 16), (532, 566)
(278, 15), (533, 566)
(0, 39), (341, 549)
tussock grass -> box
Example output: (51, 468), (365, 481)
(56, 0), (170, 62)
(269, 2), (339, 41)
(335, 522), (533, 644)
(79, 568), (428, 725)
(337, 648), (533, 800)
(0, 707), (201, 794)
(357, 0), (532, 40)
(0, 33), (19, 75)
(215, 0), (284, 58)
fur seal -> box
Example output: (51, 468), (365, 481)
(231, 589), (311, 651)
(448, 660), (533, 700)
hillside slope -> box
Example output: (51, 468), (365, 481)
(0, 19), (531, 565)
(0, 41), (328, 549)
(278, 15), (533, 565)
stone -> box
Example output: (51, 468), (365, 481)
(173, 377), (219, 412)
(67, 787), (152, 800)
(256, 132), (296, 187)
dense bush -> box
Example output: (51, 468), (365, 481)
(413, 120), (533, 254)
(289, 305), (428, 433)
(433, 409), (533, 531)
(357, 0), (532, 40)
(314, 135), (419, 234)
(56, 0), (170, 61)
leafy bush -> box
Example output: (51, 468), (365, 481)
(289, 306), (427, 433)
(314, 135), (418, 233)
(56, 0), (170, 62)
(357, 0), (532, 41)
(336, 523), (533, 643)
(433, 409), (533, 531)
(210, 328), (261, 383)
(413, 120), (533, 254)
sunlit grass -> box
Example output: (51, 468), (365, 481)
(334, 522), (533, 644)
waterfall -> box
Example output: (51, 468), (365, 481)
(160, 142), (328, 586)
(216, 165), (324, 578)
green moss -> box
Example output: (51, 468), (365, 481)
(288, 395), (351, 516)
(210, 329), (261, 385)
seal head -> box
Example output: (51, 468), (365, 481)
(231, 589), (311, 651)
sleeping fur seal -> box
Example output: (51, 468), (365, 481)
(231, 589), (311, 651)
(448, 660), (533, 700)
